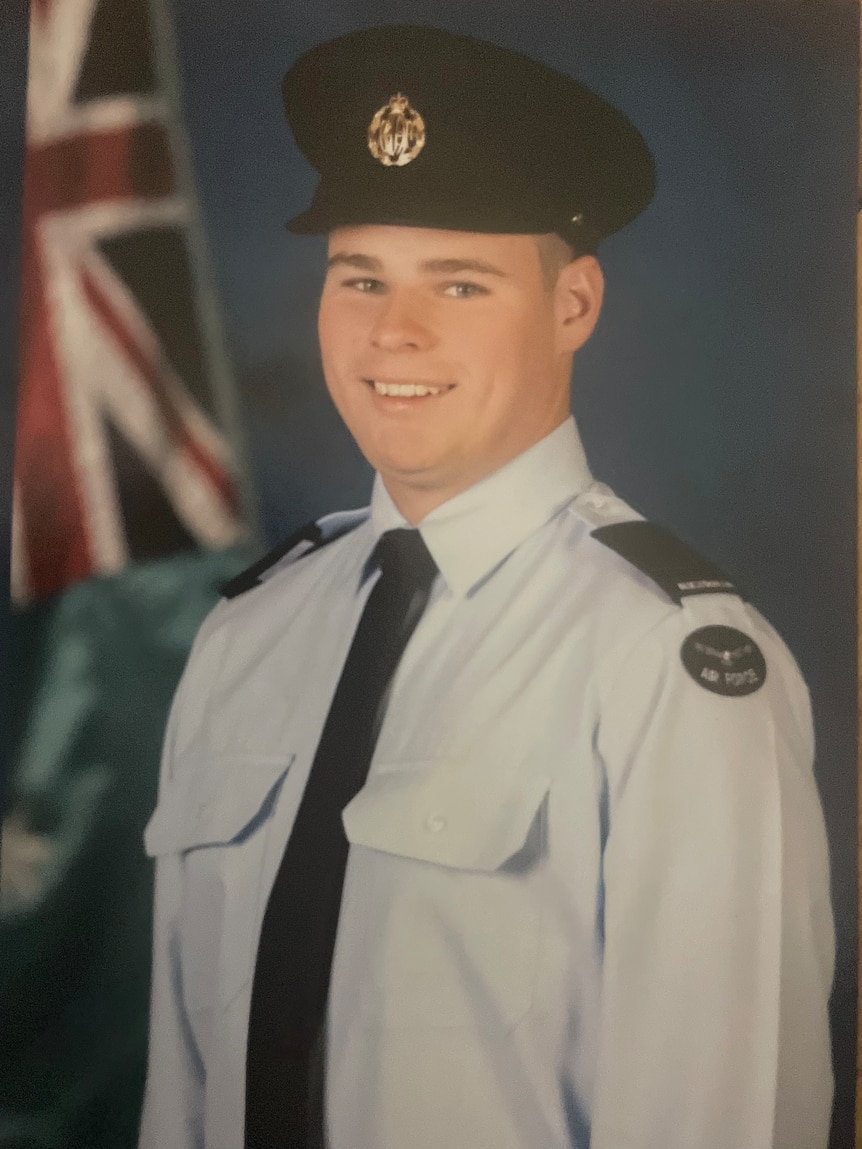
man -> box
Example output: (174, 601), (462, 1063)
(139, 24), (835, 1149)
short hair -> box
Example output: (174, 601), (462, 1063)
(535, 233), (579, 291)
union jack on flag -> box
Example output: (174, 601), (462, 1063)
(13, 0), (246, 605)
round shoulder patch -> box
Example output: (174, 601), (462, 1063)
(681, 625), (766, 697)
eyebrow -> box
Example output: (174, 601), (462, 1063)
(327, 252), (383, 272)
(419, 258), (508, 277)
(326, 253), (508, 277)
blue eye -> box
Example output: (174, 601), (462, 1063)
(343, 277), (386, 294)
(443, 282), (489, 299)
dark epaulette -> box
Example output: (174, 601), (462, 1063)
(591, 521), (740, 605)
(221, 521), (323, 599)
(220, 511), (366, 599)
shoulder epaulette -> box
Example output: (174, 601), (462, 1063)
(591, 521), (740, 605)
(221, 510), (367, 600)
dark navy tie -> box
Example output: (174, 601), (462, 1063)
(244, 528), (438, 1149)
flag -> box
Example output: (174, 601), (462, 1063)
(13, 0), (246, 604)
(0, 1), (256, 1145)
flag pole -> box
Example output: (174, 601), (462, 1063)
(146, 0), (261, 547)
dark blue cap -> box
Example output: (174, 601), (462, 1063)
(281, 25), (656, 250)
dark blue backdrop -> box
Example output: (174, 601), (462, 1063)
(169, 2), (858, 1142)
(1, 1), (857, 1145)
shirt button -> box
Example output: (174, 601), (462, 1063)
(581, 491), (608, 510)
(425, 814), (447, 833)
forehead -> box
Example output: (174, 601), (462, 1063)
(325, 224), (544, 273)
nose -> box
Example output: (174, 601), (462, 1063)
(370, 289), (435, 353)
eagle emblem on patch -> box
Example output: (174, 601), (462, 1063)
(681, 625), (766, 697)
(368, 93), (426, 166)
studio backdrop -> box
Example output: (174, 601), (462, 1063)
(0, 2), (857, 1148)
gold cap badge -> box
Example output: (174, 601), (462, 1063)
(367, 93), (426, 167)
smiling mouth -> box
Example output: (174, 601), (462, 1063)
(363, 378), (454, 398)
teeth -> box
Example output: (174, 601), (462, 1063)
(372, 380), (443, 397)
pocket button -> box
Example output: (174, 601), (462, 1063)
(425, 813), (447, 834)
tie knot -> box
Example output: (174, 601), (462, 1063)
(373, 529), (437, 590)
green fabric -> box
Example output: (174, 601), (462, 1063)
(0, 545), (253, 1149)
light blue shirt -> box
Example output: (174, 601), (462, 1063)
(140, 417), (834, 1149)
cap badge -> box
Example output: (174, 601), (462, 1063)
(367, 93), (426, 167)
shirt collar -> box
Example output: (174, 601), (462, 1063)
(369, 416), (593, 596)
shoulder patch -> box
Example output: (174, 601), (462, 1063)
(681, 625), (766, 696)
(220, 510), (367, 599)
(591, 520), (739, 605)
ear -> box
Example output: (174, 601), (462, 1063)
(553, 255), (604, 354)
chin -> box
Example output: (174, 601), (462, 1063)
(367, 437), (448, 478)
(378, 458), (441, 485)
(372, 447), (450, 484)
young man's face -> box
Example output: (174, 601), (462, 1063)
(318, 224), (601, 519)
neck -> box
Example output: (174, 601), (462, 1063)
(381, 413), (572, 525)
(380, 481), (463, 526)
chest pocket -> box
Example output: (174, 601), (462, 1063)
(144, 753), (294, 1012)
(338, 762), (550, 1031)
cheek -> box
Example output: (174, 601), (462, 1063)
(318, 322), (353, 413)
(503, 309), (557, 377)
(319, 307), (358, 383)
(458, 309), (546, 387)
(446, 310), (512, 380)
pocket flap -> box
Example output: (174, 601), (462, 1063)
(342, 761), (549, 872)
(144, 754), (295, 856)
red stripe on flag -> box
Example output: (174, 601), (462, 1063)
(23, 121), (174, 221)
(182, 436), (240, 515)
(79, 264), (240, 515)
(15, 231), (95, 599)
(31, 0), (52, 24)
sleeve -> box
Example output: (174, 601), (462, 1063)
(137, 609), (226, 1149)
(589, 599), (835, 1149)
